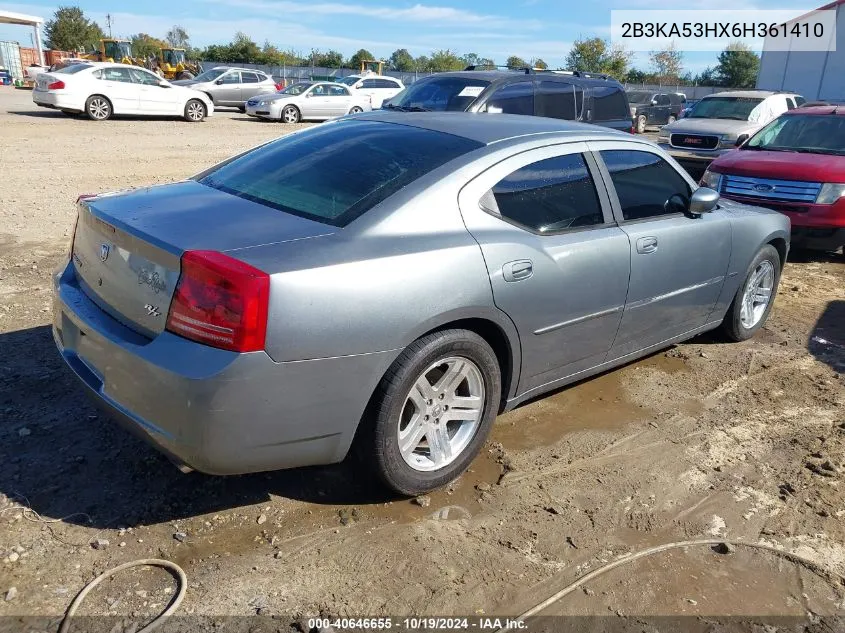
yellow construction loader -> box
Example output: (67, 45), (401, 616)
(157, 48), (200, 80)
(79, 39), (143, 65)
(359, 59), (385, 75)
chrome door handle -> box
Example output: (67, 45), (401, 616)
(503, 260), (533, 282)
(636, 237), (658, 254)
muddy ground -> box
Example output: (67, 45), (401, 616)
(0, 87), (844, 627)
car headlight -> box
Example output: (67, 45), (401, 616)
(816, 183), (845, 204)
(657, 134), (669, 144)
(718, 134), (737, 148)
(700, 169), (722, 191)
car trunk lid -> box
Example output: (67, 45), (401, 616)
(71, 181), (335, 338)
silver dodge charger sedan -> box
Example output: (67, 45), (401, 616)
(52, 113), (789, 495)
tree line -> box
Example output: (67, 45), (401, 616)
(42, 6), (761, 88)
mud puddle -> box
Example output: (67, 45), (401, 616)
(541, 544), (844, 616)
(493, 352), (693, 451)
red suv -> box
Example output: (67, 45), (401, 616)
(700, 106), (845, 252)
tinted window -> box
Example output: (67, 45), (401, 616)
(129, 68), (160, 85)
(746, 114), (845, 154)
(54, 63), (94, 74)
(372, 78), (395, 88)
(591, 86), (628, 121)
(656, 94), (671, 106)
(101, 67), (133, 83)
(486, 81), (534, 116)
(489, 154), (604, 233)
(390, 76), (490, 112)
(362, 79), (379, 88)
(327, 85), (348, 96)
(220, 72), (240, 84)
(536, 81), (582, 120)
(600, 150), (691, 221)
(687, 97), (763, 120)
(669, 94), (684, 105)
(241, 72), (260, 83)
(795, 96), (806, 106)
(198, 120), (483, 227)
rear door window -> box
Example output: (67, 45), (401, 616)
(488, 153), (605, 233)
(197, 120), (483, 227)
(591, 86), (628, 121)
(241, 72), (260, 84)
(535, 81), (582, 120)
(485, 81), (534, 116)
(656, 94), (671, 106)
(101, 67), (134, 83)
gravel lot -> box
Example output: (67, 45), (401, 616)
(1, 86), (844, 626)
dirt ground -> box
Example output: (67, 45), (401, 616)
(1, 87), (844, 627)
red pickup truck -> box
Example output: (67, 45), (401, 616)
(701, 106), (845, 253)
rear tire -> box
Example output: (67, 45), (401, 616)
(281, 105), (300, 123)
(636, 114), (647, 134)
(183, 99), (206, 122)
(85, 95), (112, 121)
(721, 245), (781, 342)
(364, 329), (501, 496)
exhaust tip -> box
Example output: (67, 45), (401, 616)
(169, 458), (194, 474)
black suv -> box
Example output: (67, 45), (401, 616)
(627, 91), (686, 133)
(383, 68), (633, 133)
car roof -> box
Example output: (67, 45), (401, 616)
(785, 105), (845, 115)
(704, 90), (796, 99)
(349, 111), (630, 145)
(422, 70), (623, 86)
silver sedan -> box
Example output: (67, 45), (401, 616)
(245, 81), (372, 122)
(52, 113), (789, 495)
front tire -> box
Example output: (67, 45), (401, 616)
(183, 99), (206, 122)
(85, 95), (112, 121)
(366, 329), (502, 496)
(721, 245), (781, 341)
(281, 105), (300, 123)
(636, 114), (647, 134)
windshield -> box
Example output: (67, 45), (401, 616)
(164, 49), (185, 64)
(688, 96), (764, 121)
(193, 68), (227, 82)
(387, 76), (490, 112)
(339, 76), (359, 86)
(627, 91), (653, 104)
(103, 41), (131, 60)
(197, 120), (483, 227)
(745, 114), (845, 155)
(280, 82), (312, 95)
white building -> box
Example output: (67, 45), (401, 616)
(757, 0), (845, 101)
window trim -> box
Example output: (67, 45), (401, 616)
(586, 140), (700, 226)
(458, 142), (617, 238)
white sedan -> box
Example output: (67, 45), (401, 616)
(32, 62), (214, 122)
(244, 81), (372, 123)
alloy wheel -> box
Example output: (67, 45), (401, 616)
(186, 101), (205, 121)
(740, 260), (775, 328)
(89, 98), (110, 120)
(397, 356), (485, 472)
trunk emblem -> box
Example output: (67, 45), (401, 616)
(753, 184), (775, 192)
(144, 304), (161, 317)
(99, 243), (110, 262)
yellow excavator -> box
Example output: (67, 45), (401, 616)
(359, 59), (385, 75)
(157, 48), (200, 80)
(80, 39), (143, 65)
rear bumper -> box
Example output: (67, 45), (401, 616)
(52, 258), (397, 475)
(32, 90), (81, 111)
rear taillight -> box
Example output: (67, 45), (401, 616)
(48, 80), (65, 90)
(166, 250), (269, 353)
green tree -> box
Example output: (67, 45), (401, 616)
(310, 49), (343, 67)
(506, 55), (528, 69)
(650, 43), (683, 83)
(715, 42), (760, 88)
(259, 41), (283, 65)
(565, 37), (632, 78)
(390, 48), (415, 71)
(165, 25), (189, 49)
(427, 49), (463, 72)
(347, 48), (375, 69)
(531, 58), (548, 70)
(414, 54), (430, 71)
(130, 33), (168, 60)
(223, 32), (261, 63)
(44, 6), (105, 52)
(694, 66), (719, 85)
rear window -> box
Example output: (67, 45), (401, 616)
(591, 86), (629, 121)
(53, 63), (93, 74)
(197, 120), (483, 227)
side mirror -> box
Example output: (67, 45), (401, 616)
(689, 187), (720, 215)
(735, 133), (750, 147)
(651, 99), (658, 105)
(486, 105), (503, 114)
(158, 80), (170, 88)
(215, 78), (224, 85)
